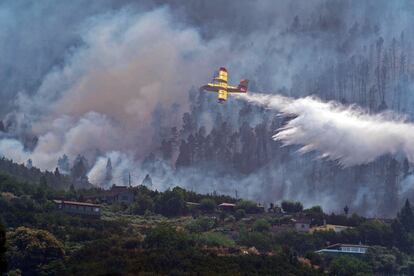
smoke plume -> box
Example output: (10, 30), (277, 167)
(1, 7), (230, 174)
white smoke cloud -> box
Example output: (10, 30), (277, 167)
(0, 112), (121, 169)
(237, 92), (414, 167)
(20, 8), (230, 125)
(0, 139), (29, 163)
(0, 7), (232, 181)
(87, 151), (139, 187)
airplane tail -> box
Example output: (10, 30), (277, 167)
(238, 79), (248, 92)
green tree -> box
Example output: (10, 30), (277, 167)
(398, 199), (414, 232)
(0, 223), (6, 274)
(305, 251), (322, 266)
(199, 198), (216, 213)
(237, 230), (272, 252)
(365, 246), (399, 274)
(7, 227), (65, 274)
(281, 201), (303, 213)
(358, 220), (392, 246)
(344, 205), (349, 215)
(236, 200), (260, 214)
(33, 176), (48, 203)
(130, 194), (154, 215)
(68, 184), (77, 200)
(235, 209), (246, 220)
(141, 174), (153, 187)
(329, 256), (372, 276)
(198, 232), (236, 248)
(186, 217), (216, 233)
(154, 189), (187, 217)
(304, 206), (324, 225)
(144, 223), (192, 251)
(253, 219), (271, 232)
(70, 155), (89, 180)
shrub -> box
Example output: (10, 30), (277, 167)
(7, 227), (65, 274)
(154, 189), (187, 217)
(144, 223), (193, 251)
(224, 215), (236, 223)
(198, 232), (236, 248)
(329, 256), (372, 276)
(253, 219), (270, 232)
(235, 209), (246, 221)
(305, 251), (322, 266)
(237, 230), (272, 252)
(130, 194), (154, 215)
(236, 200), (260, 214)
(199, 198), (216, 213)
(0, 223), (6, 274)
(281, 201), (303, 213)
(186, 217), (216, 233)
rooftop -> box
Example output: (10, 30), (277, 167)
(53, 199), (100, 208)
(316, 243), (369, 255)
(293, 218), (312, 224)
(218, 203), (236, 207)
(108, 185), (132, 196)
(110, 185), (129, 190)
(310, 224), (352, 232)
(326, 243), (369, 249)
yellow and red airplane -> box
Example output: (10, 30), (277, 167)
(200, 67), (248, 103)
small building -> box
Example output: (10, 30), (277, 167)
(271, 224), (294, 233)
(294, 218), (311, 233)
(310, 224), (352, 233)
(268, 205), (282, 214)
(256, 203), (265, 213)
(218, 203), (236, 211)
(316, 243), (369, 256)
(186, 201), (201, 208)
(53, 200), (101, 217)
(105, 185), (134, 204)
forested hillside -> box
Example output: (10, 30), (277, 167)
(1, 0), (414, 218)
(143, 18), (414, 217)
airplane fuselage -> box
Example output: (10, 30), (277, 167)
(200, 67), (247, 103)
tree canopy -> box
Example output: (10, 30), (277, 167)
(7, 227), (65, 274)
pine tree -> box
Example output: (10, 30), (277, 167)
(54, 167), (60, 177)
(398, 199), (414, 232)
(142, 174), (153, 187)
(383, 158), (399, 216)
(176, 140), (191, 167)
(344, 205), (349, 216)
(403, 158), (410, 177)
(57, 154), (70, 174)
(71, 155), (88, 180)
(26, 159), (33, 169)
(105, 158), (113, 184)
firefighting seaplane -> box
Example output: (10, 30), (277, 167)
(200, 67), (248, 103)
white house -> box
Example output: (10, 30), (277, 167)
(316, 243), (369, 255)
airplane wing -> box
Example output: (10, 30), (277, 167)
(200, 83), (221, 92)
